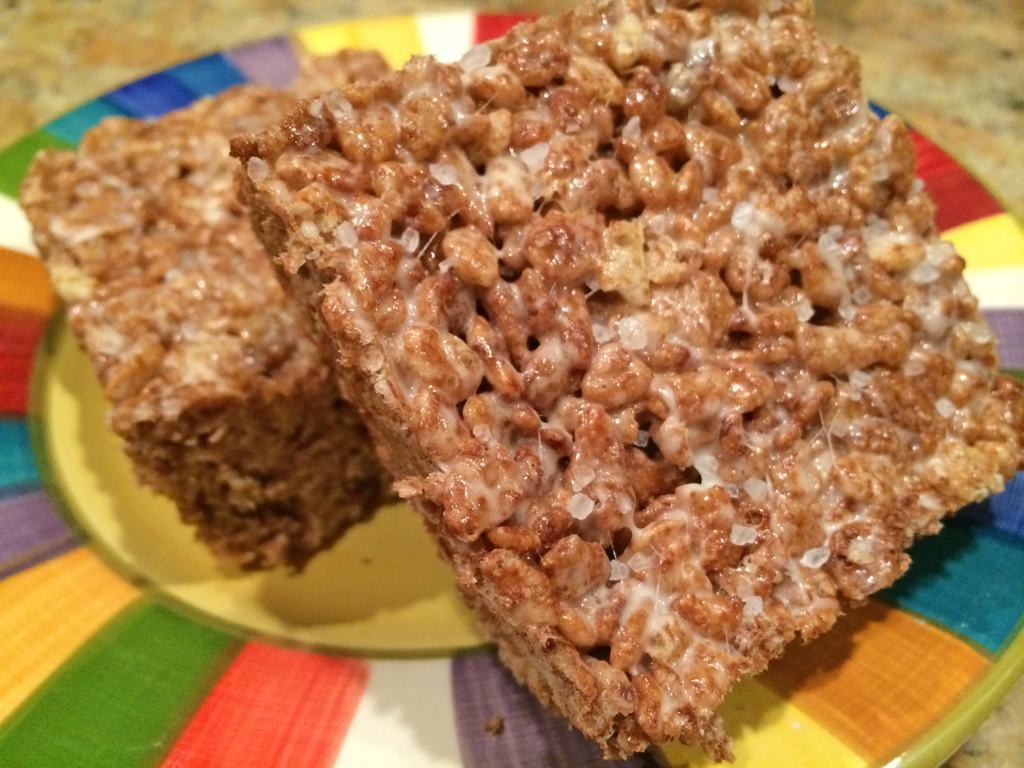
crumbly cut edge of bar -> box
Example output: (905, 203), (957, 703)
(19, 82), (390, 570)
(234, 0), (1024, 756)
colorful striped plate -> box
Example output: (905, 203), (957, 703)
(1, 12), (1023, 768)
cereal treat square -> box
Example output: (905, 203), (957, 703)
(21, 51), (393, 571)
(235, 0), (1024, 758)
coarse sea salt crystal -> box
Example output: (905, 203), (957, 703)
(609, 559), (631, 582)
(308, 98), (324, 117)
(571, 466), (596, 492)
(324, 91), (353, 119)
(838, 303), (857, 322)
(777, 75), (799, 93)
(460, 43), (492, 73)
(904, 357), (927, 376)
(742, 595), (764, 618)
(909, 262), (941, 284)
(633, 429), (650, 448)
(742, 477), (769, 502)
(851, 285), (872, 305)
(617, 316), (647, 350)
(849, 369), (871, 389)
(247, 157), (269, 183)
(730, 201), (755, 232)
(592, 323), (616, 344)
(568, 493), (596, 520)
(966, 321), (994, 344)
(300, 220), (319, 240)
(334, 221), (358, 248)
(622, 115), (642, 141)
(399, 227), (420, 253)
(731, 524), (758, 546)
(936, 398), (957, 418)
(518, 142), (550, 173)
(472, 424), (492, 441)
(795, 298), (814, 322)
(429, 163), (458, 186)
(800, 546), (830, 569)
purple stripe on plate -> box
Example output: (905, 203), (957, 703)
(983, 309), (1024, 369)
(224, 36), (299, 89)
(451, 652), (659, 768)
(0, 490), (79, 580)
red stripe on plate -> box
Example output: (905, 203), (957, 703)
(0, 306), (49, 415)
(161, 643), (370, 768)
(910, 129), (1003, 233)
(474, 13), (538, 43)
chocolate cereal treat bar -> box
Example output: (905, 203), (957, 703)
(21, 52), (391, 571)
(235, 0), (1024, 757)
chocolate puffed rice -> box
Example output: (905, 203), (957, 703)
(234, 0), (1024, 758)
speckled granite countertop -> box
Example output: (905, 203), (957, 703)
(1, 1), (1022, 765)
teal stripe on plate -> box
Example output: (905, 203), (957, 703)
(0, 600), (239, 768)
(0, 420), (39, 489)
(0, 130), (75, 199)
(45, 98), (129, 145)
(878, 518), (1024, 653)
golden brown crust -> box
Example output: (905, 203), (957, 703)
(21, 54), (392, 570)
(236, 0), (1024, 756)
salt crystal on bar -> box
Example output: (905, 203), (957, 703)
(399, 227), (420, 253)
(936, 398), (956, 418)
(633, 429), (649, 448)
(460, 43), (492, 73)
(518, 142), (550, 174)
(300, 221), (319, 240)
(742, 595), (763, 618)
(622, 116), (642, 141)
(609, 560), (631, 582)
(568, 493), (595, 520)
(617, 317), (647, 350)
(247, 157), (269, 183)
(324, 92), (353, 119)
(730, 524), (758, 546)
(571, 467), (596, 492)
(742, 477), (769, 502)
(592, 323), (615, 344)
(334, 221), (357, 248)
(800, 547), (830, 569)
(429, 163), (458, 186)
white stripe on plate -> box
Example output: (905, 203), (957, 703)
(416, 11), (476, 63)
(0, 193), (38, 256)
(332, 658), (462, 768)
(964, 266), (1024, 310)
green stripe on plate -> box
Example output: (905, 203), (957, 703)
(0, 130), (74, 199)
(0, 599), (239, 768)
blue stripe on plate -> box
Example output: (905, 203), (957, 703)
(224, 36), (300, 89)
(104, 72), (196, 119)
(0, 489), (78, 580)
(44, 98), (129, 145)
(451, 652), (659, 768)
(0, 420), (39, 489)
(869, 102), (891, 120)
(166, 53), (247, 98)
(958, 472), (1024, 539)
(879, 516), (1024, 653)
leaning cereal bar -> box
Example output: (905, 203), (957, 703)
(21, 51), (392, 570)
(235, 0), (1024, 757)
